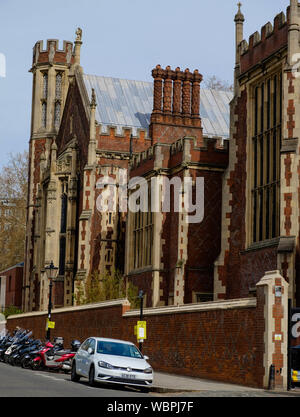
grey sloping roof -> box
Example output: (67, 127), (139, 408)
(83, 74), (232, 138)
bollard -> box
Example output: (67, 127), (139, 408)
(268, 364), (275, 390)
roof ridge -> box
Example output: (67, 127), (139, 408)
(83, 73), (233, 95)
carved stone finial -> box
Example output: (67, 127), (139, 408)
(235, 2), (245, 22)
(76, 27), (82, 42)
(90, 88), (97, 108)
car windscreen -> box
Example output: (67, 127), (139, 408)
(97, 341), (143, 359)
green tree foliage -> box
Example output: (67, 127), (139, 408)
(75, 269), (139, 309)
(3, 305), (23, 319)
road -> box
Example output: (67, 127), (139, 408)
(0, 362), (298, 398)
(0, 362), (153, 397)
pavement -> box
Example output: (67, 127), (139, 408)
(151, 371), (300, 396)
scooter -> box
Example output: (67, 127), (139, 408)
(32, 339), (81, 373)
(4, 330), (32, 364)
(11, 339), (43, 367)
(0, 333), (13, 362)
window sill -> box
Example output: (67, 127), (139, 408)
(241, 236), (295, 254)
(241, 237), (280, 254)
(127, 266), (154, 276)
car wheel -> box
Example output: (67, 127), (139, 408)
(88, 365), (96, 387)
(71, 361), (80, 382)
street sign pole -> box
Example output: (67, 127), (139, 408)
(139, 290), (144, 352)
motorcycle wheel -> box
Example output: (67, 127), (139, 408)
(21, 357), (32, 369)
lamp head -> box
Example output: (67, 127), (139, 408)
(45, 261), (58, 280)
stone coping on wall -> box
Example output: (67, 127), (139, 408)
(6, 299), (130, 320)
(124, 298), (257, 317)
(6, 298), (257, 321)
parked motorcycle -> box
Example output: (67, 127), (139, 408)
(0, 332), (13, 362)
(10, 338), (43, 367)
(31, 338), (81, 373)
(4, 330), (33, 364)
(0, 328), (24, 362)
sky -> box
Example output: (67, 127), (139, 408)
(0, 0), (288, 168)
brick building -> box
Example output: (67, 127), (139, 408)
(214, 0), (300, 308)
(22, 23), (232, 311)
(0, 263), (24, 312)
(23, 1), (300, 313)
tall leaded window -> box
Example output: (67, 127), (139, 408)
(54, 72), (63, 128)
(55, 72), (63, 99)
(132, 186), (153, 269)
(42, 72), (48, 99)
(59, 181), (68, 276)
(41, 102), (47, 128)
(54, 101), (61, 128)
(41, 72), (48, 128)
(252, 72), (282, 243)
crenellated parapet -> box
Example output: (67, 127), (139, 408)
(97, 124), (150, 141)
(32, 39), (74, 68)
(129, 135), (228, 173)
(239, 8), (289, 74)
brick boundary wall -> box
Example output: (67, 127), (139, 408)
(6, 299), (263, 388)
(6, 271), (290, 390)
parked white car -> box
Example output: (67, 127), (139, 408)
(71, 337), (153, 392)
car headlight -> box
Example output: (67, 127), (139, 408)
(98, 361), (114, 369)
(144, 367), (153, 374)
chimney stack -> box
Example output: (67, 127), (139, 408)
(151, 65), (203, 128)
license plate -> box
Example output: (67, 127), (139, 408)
(121, 374), (136, 379)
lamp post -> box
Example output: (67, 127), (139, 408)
(45, 261), (58, 341)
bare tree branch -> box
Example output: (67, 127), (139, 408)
(0, 151), (28, 272)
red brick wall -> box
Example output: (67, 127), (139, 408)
(6, 299), (264, 388)
(1, 265), (23, 309)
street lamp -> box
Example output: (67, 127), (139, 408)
(45, 261), (58, 341)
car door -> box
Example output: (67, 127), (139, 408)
(84, 338), (96, 376)
(76, 339), (90, 376)
(81, 338), (96, 377)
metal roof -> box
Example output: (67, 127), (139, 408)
(83, 74), (232, 138)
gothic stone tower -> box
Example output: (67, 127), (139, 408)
(23, 32), (82, 312)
